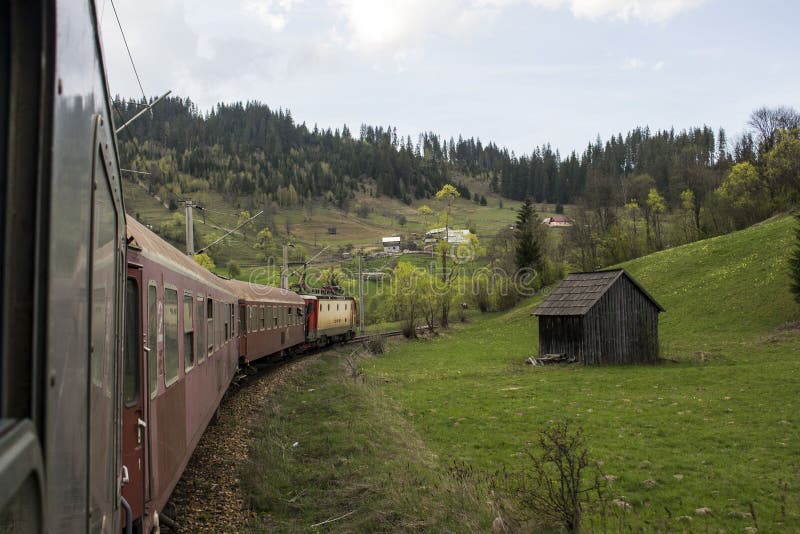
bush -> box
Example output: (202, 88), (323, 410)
(365, 336), (386, 355)
(494, 421), (603, 533)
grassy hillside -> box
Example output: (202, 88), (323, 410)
(361, 214), (800, 530)
(244, 214), (800, 531)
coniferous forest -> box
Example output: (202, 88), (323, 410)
(116, 96), (799, 268)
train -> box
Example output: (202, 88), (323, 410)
(123, 218), (357, 533)
(0, 2), (356, 532)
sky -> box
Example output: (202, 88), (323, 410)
(101, 0), (800, 156)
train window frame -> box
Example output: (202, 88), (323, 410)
(224, 302), (230, 342)
(206, 297), (214, 355)
(124, 277), (140, 409)
(183, 291), (195, 373)
(197, 295), (205, 364)
(259, 305), (265, 330)
(163, 285), (180, 387)
(148, 281), (158, 399)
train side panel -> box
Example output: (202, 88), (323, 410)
(314, 297), (357, 339)
(228, 280), (305, 364)
(125, 217), (239, 531)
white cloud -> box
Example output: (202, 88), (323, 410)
(621, 57), (645, 70)
(245, 0), (302, 31)
(652, 60), (665, 71)
(555, 0), (706, 23)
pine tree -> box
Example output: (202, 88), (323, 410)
(790, 213), (800, 304)
(515, 198), (543, 273)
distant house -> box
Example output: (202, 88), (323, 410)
(533, 269), (664, 365)
(382, 236), (401, 254)
(424, 227), (471, 245)
(542, 216), (573, 227)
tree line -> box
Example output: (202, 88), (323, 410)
(114, 95), (776, 211)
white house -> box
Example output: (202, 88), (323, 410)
(542, 216), (574, 228)
(424, 227), (471, 245)
(382, 236), (401, 253)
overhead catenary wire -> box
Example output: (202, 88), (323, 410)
(109, 0), (147, 103)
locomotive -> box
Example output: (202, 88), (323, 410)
(0, 2), (356, 532)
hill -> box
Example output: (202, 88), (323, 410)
(244, 214), (800, 531)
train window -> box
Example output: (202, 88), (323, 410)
(197, 296), (206, 364)
(207, 298), (214, 354)
(230, 303), (235, 338)
(239, 305), (246, 335)
(247, 305), (252, 333)
(224, 303), (230, 341)
(164, 288), (179, 386)
(337, 303), (340, 311)
(327, 303), (330, 311)
(148, 282), (158, 399)
(259, 306), (265, 330)
(183, 293), (194, 372)
(124, 278), (140, 408)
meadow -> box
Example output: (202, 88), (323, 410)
(245, 215), (800, 531)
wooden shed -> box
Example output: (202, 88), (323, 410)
(533, 269), (664, 364)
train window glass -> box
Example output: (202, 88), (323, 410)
(183, 293), (194, 372)
(282, 307), (286, 327)
(230, 303), (235, 338)
(207, 298), (213, 354)
(248, 305), (253, 333)
(260, 306), (265, 330)
(124, 278), (140, 408)
(197, 296), (205, 364)
(239, 305), (246, 335)
(327, 303), (330, 311)
(148, 282), (158, 399)
(224, 303), (230, 341)
(337, 303), (340, 311)
(164, 288), (179, 386)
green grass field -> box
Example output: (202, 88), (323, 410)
(245, 215), (800, 531)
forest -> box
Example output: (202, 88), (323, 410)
(115, 97), (790, 208)
(115, 97), (799, 275)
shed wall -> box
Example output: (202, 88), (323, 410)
(537, 276), (659, 364)
(582, 276), (659, 364)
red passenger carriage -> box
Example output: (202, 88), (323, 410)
(123, 217), (240, 532)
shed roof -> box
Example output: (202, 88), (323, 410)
(533, 269), (664, 316)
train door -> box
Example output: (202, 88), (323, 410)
(239, 304), (247, 357)
(122, 266), (148, 526)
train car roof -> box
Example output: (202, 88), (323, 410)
(126, 215), (233, 295)
(227, 278), (305, 305)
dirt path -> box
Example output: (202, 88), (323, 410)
(166, 357), (317, 533)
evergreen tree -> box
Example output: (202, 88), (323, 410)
(514, 198), (543, 274)
(790, 213), (800, 304)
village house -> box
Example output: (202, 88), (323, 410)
(381, 236), (401, 254)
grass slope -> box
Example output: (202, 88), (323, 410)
(360, 215), (800, 531)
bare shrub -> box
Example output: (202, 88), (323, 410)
(365, 336), (386, 355)
(494, 420), (604, 533)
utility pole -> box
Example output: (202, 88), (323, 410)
(184, 200), (194, 256)
(282, 244), (289, 290)
(358, 251), (365, 334)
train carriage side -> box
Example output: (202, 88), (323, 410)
(227, 279), (305, 364)
(123, 216), (239, 532)
(307, 295), (357, 343)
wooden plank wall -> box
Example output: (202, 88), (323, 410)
(537, 276), (659, 364)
